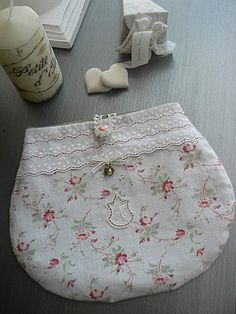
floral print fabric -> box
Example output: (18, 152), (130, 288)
(10, 103), (235, 302)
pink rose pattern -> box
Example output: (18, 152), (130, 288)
(179, 144), (221, 170)
(48, 258), (60, 269)
(12, 182), (67, 244)
(12, 142), (235, 301)
(70, 209), (141, 291)
(147, 252), (177, 290)
(100, 189), (111, 199)
(17, 241), (30, 252)
(64, 173), (112, 202)
(40, 202), (67, 243)
(64, 173), (88, 202)
(14, 232), (37, 268)
(193, 176), (234, 224)
(134, 206), (187, 244)
(138, 168), (187, 217)
(89, 277), (110, 300)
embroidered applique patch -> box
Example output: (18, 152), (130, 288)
(105, 195), (134, 229)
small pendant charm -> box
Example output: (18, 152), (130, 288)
(104, 163), (114, 176)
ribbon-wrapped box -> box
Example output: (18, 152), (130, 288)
(122, 0), (168, 44)
(117, 0), (176, 68)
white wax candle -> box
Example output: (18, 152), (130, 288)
(0, 5), (63, 103)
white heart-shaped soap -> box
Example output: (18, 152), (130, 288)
(85, 68), (112, 93)
(101, 64), (129, 89)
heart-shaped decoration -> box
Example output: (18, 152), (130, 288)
(85, 68), (112, 93)
(100, 64), (129, 89)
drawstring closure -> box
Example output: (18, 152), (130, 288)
(91, 157), (134, 174)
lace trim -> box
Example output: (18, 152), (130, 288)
(24, 110), (185, 145)
(17, 135), (204, 178)
(22, 114), (192, 160)
(116, 111), (185, 129)
(25, 130), (94, 144)
(22, 123), (192, 160)
(17, 103), (204, 178)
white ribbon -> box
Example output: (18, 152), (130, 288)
(117, 13), (176, 68)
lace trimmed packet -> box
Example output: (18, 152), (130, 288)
(10, 102), (235, 302)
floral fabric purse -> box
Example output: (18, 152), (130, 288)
(10, 103), (235, 302)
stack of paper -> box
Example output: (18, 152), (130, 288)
(40, 0), (91, 49)
(0, 0), (91, 49)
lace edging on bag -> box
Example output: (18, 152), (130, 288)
(17, 135), (204, 178)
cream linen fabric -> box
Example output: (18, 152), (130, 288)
(10, 103), (235, 302)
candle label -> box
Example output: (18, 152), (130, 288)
(0, 25), (62, 102)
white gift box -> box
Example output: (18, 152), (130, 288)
(122, 0), (168, 43)
(118, 0), (175, 67)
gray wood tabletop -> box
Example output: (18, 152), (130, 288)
(0, 0), (236, 313)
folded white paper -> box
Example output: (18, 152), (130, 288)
(0, 0), (91, 49)
(43, 0), (91, 49)
(40, 0), (70, 27)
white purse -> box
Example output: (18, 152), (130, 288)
(10, 103), (235, 302)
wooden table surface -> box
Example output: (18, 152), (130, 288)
(1, 0), (236, 313)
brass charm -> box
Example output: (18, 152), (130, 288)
(104, 163), (114, 176)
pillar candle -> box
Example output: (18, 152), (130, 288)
(0, 5), (63, 103)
